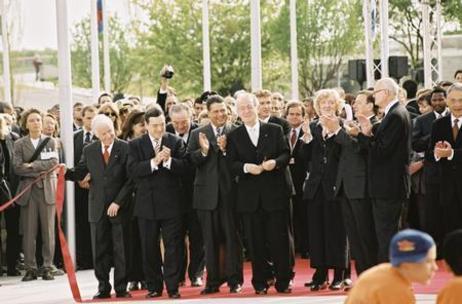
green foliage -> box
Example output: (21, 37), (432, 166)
(70, 15), (135, 94)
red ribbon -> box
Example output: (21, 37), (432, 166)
(0, 164), (82, 302)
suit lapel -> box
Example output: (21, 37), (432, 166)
(24, 135), (36, 156)
(257, 122), (268, 148)
(93, 143), (106, 173)
(141, 134), (155, 159)
(106, 140), (120, 170)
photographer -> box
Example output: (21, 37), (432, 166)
(157, 65), (177, 123)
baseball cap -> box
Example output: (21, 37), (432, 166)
(390, 229), (435, 267)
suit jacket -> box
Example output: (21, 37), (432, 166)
(429, 115), (462, 204)
(300, 121), (341, 201)
(287, 128), (307, 196)
(166, 123), (198, 211)
(13, 135), (58, 207)
(412, 111), (446, 186)
(268, 116), (290, 135)
(1, 133), (20, 193)
(128, 133), (187, 220)
(227, 122), (290, 213)
(188, 123), (235, 210)
(65, 139), (132, 223)
(358, 103), (412, 200)
(73, 129), (96, 166)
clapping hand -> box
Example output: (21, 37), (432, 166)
(217, 135), (227, 153)
(435, 141), (453, 158)
(160, 146), (171, 162)
(261, 159), (276, 171)
(356, 114), (373, 136)
(320, 115), (340, 134)
(301, 118), (312, 142)
(345, 121), (360, 137)
(246, 164), (264, 175)
(198, 132), (210, 155)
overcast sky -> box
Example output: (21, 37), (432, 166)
(17, 0), (131, 50)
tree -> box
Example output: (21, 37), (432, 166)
(70, 15), (135, 94)
(269, 0), (363, 96)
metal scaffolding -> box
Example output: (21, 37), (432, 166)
(421, 0), (443, 88)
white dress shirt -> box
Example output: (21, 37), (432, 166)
(434, 114), (461, 161)
(434, 108), (449, 119)
(243, 122), (260, 173)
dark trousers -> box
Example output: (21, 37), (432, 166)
(125, 217), (144, 282)
(241, 207), (292, 292)
(90, 217), (127, 293)
(424, 184), (444, 248)
(197, 206), (242, 288)
(441, 192), (462, 234)
(179, 211), (205, 283)
(75, 187), (93, 268)
(339, 192), (377, 275)
(292, 193), (309, 254)
(138, 217), (183, 294)
(307, 189), (348, 271)
(372, 198), (404, 262)
(3, 205), (21, 272)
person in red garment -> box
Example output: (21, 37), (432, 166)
(345, 229), (437, 304)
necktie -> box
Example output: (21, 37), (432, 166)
(84, 132), (91, 144)
(216, 127), (222, 138)
(103, 146), (110, 165)
(453, 118), (460, 141)
(154, 139), (161, 155)
(290, 129), (297, 148)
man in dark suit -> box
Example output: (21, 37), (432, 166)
(227, 93), (293, 294)
(188, 95), (243, 294)
(356, 78), (412, 263)
(336, 91), (378, 275)
(412, 87), (448, 247)
(127, 105), (187, 299)
(73, 105), (97, 270)
(430, 83), (462, 235)
(285, 101), (308, 257)
(65, 114), (132, 299)
(255, 89), (290, 135)
(167, 103), (205, 287)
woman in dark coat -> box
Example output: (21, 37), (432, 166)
(299, 89), (349, 291)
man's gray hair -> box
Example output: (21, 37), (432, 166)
(448, 83), (462, 95)
(169, 103), (192, 118)
(91, 114), (114, 135)
(377, 77), (400, 98)
(236, 92), (258, 108)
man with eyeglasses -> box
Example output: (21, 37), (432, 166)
(355, 78), (412, 263)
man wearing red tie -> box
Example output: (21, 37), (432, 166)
(65, 114), (133, 299)
(430, 83), (462, 234)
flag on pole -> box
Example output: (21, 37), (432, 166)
(371, 0), (377, 39)
(97, 0), (103, 33)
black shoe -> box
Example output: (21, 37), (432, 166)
(116, 291), (132, 298)
(304, 281), (315, 288)
(229, 284), (242, 293)
(128, 281), (139, 291)
(7, 269), (21, 276)
(146, 290), (162, 298)
(277, 287), (292, 294)
(178, 281), (186, 287)
(255, 287), (268, 295)
(310, 281), (328, 291)
(200, 286), (219, 295)
(22, 270), (38, 282)
(191, 277), (203, 287)
(41, 269), (54, 281)
(343, 278), (353, 291)
(329, 280), (344, 291)
(140, 281), (147, 290)
(168, 291), (181, 299)
(93, 291), (111, 299)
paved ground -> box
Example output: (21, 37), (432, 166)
(0, 269), (437, 304)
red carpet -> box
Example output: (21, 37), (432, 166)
(83, 258), (451, 302)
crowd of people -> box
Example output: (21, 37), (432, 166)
(1, 66), (462, 303)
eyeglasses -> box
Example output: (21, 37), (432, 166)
(372, 89), (387, 96)
(103, 112), (117, 118)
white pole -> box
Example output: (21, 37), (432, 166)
(289, 0), (299, 100)
(55, 0), (76, 265)
(363, 0), (375, 88)
(379, 0), (389, 78)
(435, 0), (443, 82)
(102, 0), (111, 92)
(422, 3), (432, 88)
(90, 0), (100, 100)
(202, 0), (211, 91)
(1, 0), (11, 104)
(250, 0), (262, 91)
